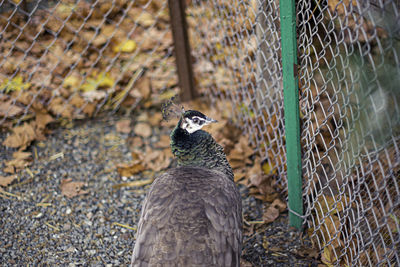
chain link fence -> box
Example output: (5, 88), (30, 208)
(188, 0), (287, 188)
(1, 0), (399, 266)
(0, 0), (177, 127)
(189, 0), (399, 266)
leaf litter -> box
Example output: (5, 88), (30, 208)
(0, 1), (320, 265)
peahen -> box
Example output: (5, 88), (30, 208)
(131, 109), (242, 267)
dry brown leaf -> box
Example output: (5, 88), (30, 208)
(271, 198), (287, 212)
(263, 205), (280, 224)
(148, 112), (163, 126)
(117, 162), (145, 177)
(69, 94), (86, 108)
(0, 100), (24, 118)
(82, 103), (96, 116)
(112, 178), (153, 189)
(143, 146), (172, 172)
(230, 160), (245, 169)
(128, 136), (144, 149)
(3, 122), (37, 149)
(131, 150), (144, 161)
(234, 171), (246, 182)
(229, 149), (245, 161)
(35, 111), (54, 130)
(3, 165), (15, 174)
(0, 174), (17, 187)
(228, 135), (254, 169)
(60, 178), (88, 198)
(134, 123), (152, 138)
(154, 135), (170, 149)
(116, 119), (131, 134)
(136, 75), (151, 99)
(49, 97), (74, 118)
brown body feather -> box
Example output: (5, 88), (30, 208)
(131, 167), (242, 267)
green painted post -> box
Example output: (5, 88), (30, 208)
(280, 0), (303, 229)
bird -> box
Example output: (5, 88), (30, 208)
(131, 109), (242, 267)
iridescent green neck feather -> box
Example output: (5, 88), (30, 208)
(170, 118), (234, 180)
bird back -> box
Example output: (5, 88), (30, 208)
(131, 166), (242, 267)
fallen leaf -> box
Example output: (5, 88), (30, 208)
(234, 171), (246, 182)
(0, 175), (17, 187)
(321, 245), (335, 266)
(0, 75), (31, 93)
(116, 119), (131, 134)
(271, 198), (287, 212)
(60, 178), (88, 198)
(48, 97), (74, 118)
(35, 111), (54, 130)
(148, 112), (163, 126)
(0, 100), (24, 118)
(112, 178), (153, 189)
(136, 75), (151, 99)
(134, 123), (152, 138)
(117, 162), (145, 177)
(69, 94), (86, 108)
(262, 162), (275, 175)
(3, 122), (37, 149)
(142, 146), (172, 172)
(63, 74), (81, 89)
(127, 136), (144, 149)
(80, 72), (114, 92)
(136, 11), (155, 27)
(154, 135), (170, 148)
(82, 90), (107, 101)
(263, 205), (280, 224)
(113, 39), (137, 53)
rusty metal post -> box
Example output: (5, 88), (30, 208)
(168, 0), (197, 101)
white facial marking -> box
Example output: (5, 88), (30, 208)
(181, 116), (210, 134)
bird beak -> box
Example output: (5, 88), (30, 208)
(206, 116), (218, 123)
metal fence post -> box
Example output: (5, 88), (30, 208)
(168, 0), (197, 101)
(280, 0), (303, 229)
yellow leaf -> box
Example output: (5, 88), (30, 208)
(0, 75), (31, 94)
(262, 162), (276, 175)
(80, 72), (114, 92)
(56, 3), (75, 19)
(63, 75), (80, 89)
(113, 40), (137, 53)
(321, 245), (335, 267)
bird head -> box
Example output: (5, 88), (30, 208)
(180, 110), (217, 134)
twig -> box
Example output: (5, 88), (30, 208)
(44, 222), (60, 231)
(112, 222), (137, 231)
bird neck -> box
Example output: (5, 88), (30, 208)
(170, 120), (234, 180)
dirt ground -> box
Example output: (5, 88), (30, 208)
(0, 115), (320, 266)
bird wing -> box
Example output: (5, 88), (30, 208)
(131, 167), (242, 267)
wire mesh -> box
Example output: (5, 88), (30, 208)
(1, 0), (399, 265)
(298, 1), (400, 265)
(189, 0), (400, 266)
(188, 0), (287, 188)
(0, 0), (177, 127)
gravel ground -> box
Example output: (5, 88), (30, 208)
(0, 115), (319, 266)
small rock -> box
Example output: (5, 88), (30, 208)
(33, 212), (43, 219)
(63, 223), (71, 231)
(66, 246), (76, 253)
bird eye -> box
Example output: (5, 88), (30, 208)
(192, 118), (199, 124)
